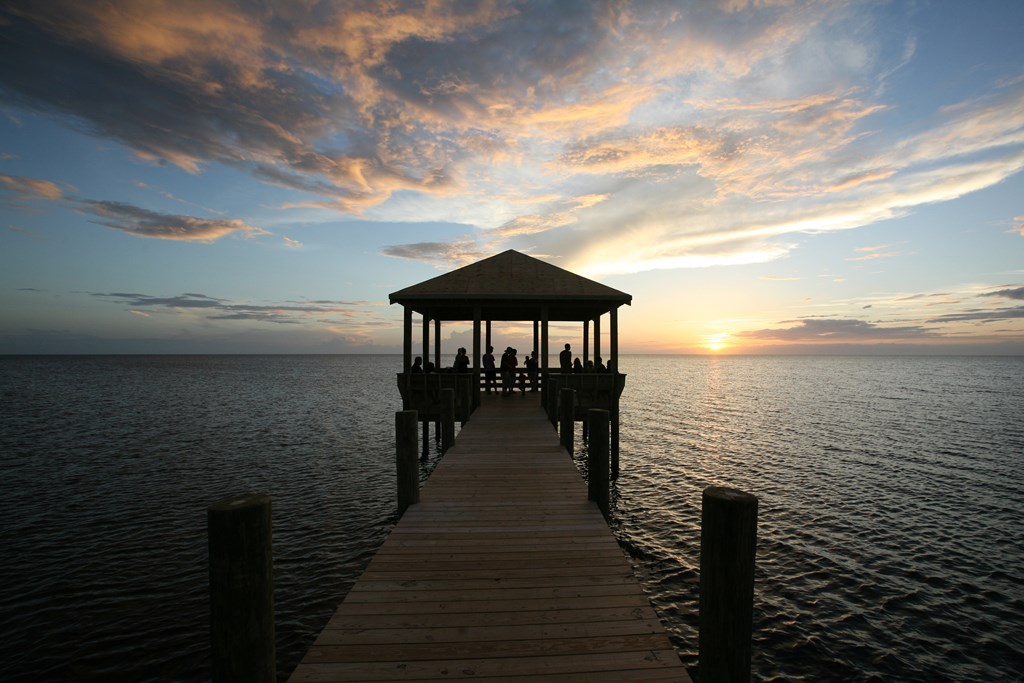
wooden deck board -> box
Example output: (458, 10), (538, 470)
(288, 394), (691, 682)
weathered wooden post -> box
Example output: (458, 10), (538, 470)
(587, 409), (609, 518)
(440, 388), (455, 452)
(396, 410), (419, 516)
(699, 486), (758, 683)
(462, 375), (473, 425)
(611, 411), (619, 480)
(421, 420), (429, 459)
(547, 377), (558, 427)
(559, 387), (575, 453)
(208, 494), (275, 683)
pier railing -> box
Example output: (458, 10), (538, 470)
(396, 372), (474, 421)
(548, 371), (626, 418)
(397, 370), (625, 419)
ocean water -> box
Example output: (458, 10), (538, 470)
(1, 355), (1022, 681)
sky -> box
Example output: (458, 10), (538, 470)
(1, 0), (1022, 355)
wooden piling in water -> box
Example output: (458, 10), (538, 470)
(440, 388), (455, 452)
(547, 376), (557, 427)
(611, 410), (620, 479)
(395, 410), (419, 516)
(207, 494), (275, 683)
(587, 408), (610, 518)
(559, 387), (575, 453)
(699, 485), (758, 683)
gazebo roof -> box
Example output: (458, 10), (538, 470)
(389, 250), (631, 321)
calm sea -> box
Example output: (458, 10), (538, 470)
(1, 355), (1022, 681)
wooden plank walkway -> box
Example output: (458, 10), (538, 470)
(289, 393), (691, 682)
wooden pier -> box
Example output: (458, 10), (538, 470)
(288, 393), (691, 682)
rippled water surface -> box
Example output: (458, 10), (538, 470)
(2, 355), (1022, 681)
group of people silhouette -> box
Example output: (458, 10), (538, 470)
(409, 342), (611, 393)
(559, 343), (610, 373)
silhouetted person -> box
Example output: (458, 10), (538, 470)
(573, 357), (583, 373)
(424, 361), (436, 373)
(454, 347), (470, 373)
(411, 356), (423, 373)
(509, 348), (519, 393)
(482, 345), (496, 393)
(595, 357), (606, 372)
(526, 350), (539, 391)
(500, 347), (513, 394)
(560, 343), (572, 371)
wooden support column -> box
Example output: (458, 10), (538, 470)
(541, 306), (549, 373)
(422, 314), (429, 367)
(610, 306), (620, 475)
(594, 314), (601, 366)
(610, 307), (619, 372)
(422, 314), (434, 451)
(434, 318), (441, 369)
(700, 486), (758, 683)
(559, 387), (575, 453)
(541, 306), (549, 412)
(547, 377), (558, 427)
(402, 306), (412, 372)
(208, 494), (275, 683)
(583, 319), (589, 365)
(611, 411), (620, 479)
(486, 320), (492, 352)
(587, 409), (609, 519)
(395, 411), (419, 515)
(473, 307), (482, 411)
(440, 389), (455, 452)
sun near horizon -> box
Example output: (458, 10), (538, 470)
(705, 332), (730, 353)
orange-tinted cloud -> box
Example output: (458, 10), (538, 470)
(3, 1), (1022, 277)
(0, 173), (64, 200)
(736, 318), (936, 342)
(76, 200), (267, 242)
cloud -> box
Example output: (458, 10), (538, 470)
(2, 1), (1023, 276)
(487, 193), (610, 239)
(2, 170), (267, 242)
(847, 250), (898, 262)
(282, 236), (303, 249)
(980, 286), (1024, 301)
(0, 1), (614, 211)
(380, 240), (489, 269)
(736, 318), (936, 342)
(926, 307), (1024, 324)
(91, 291), (382, 326)
(760, 275), (799, 281)
(0, 173), (64, 200)
(1012, 216), (1024, 237)
(74, 199), (267, 242)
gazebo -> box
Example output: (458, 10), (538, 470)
(389, 250), (632, 462)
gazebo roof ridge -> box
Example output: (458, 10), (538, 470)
(389, 250), (631, 321)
